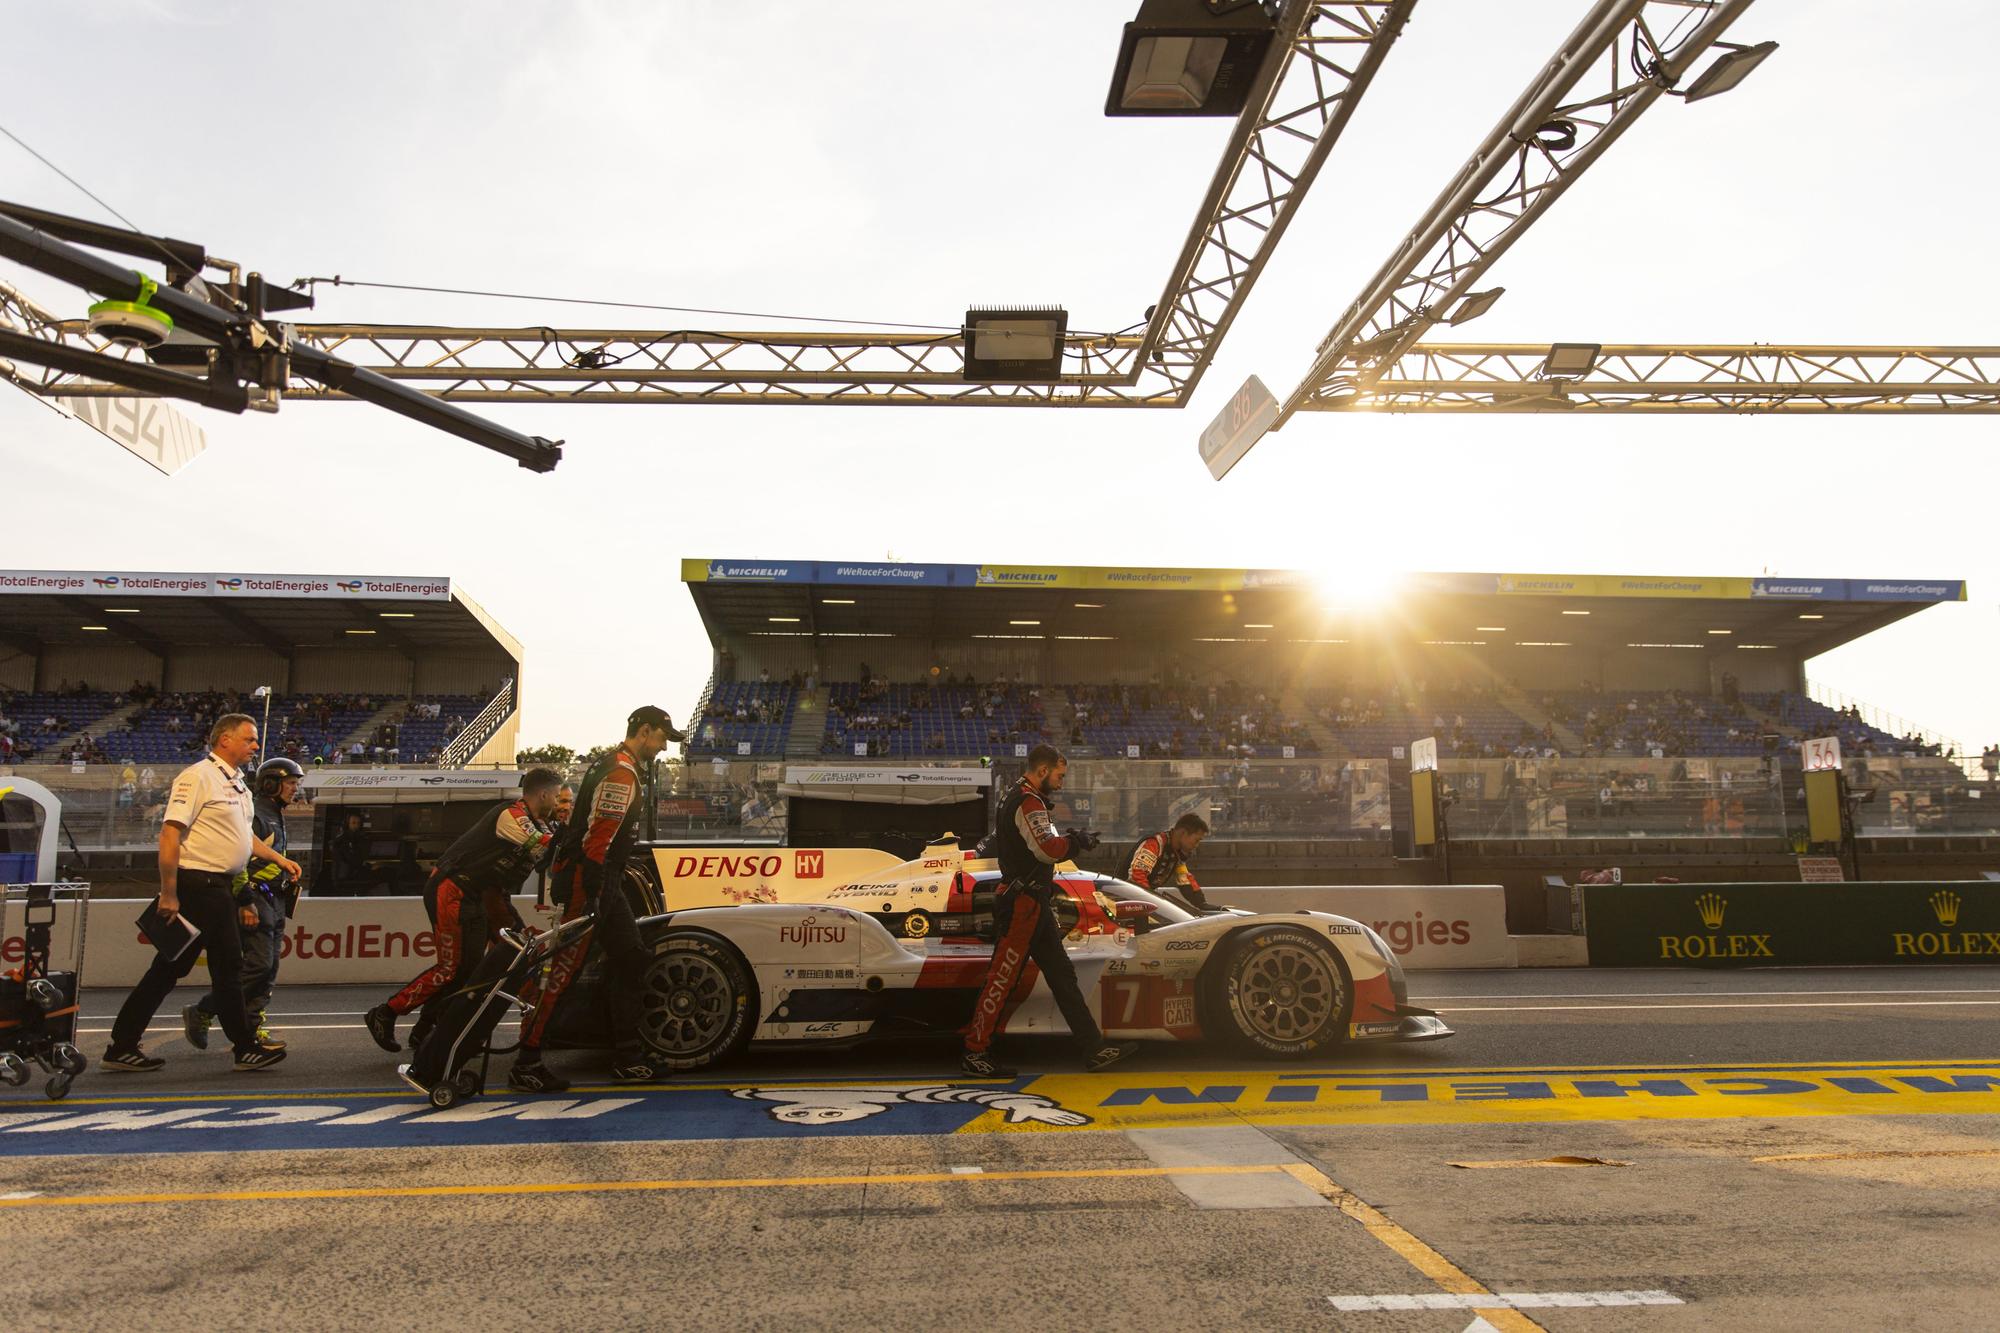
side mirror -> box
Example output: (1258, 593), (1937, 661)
(1111, 901), (1153, 923)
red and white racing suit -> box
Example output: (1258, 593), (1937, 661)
(963, 777), (1104, 1056)
(384, 799), (550, 1017)
(518, 745), (649, 1055)
(1127, 832), (1210, 913)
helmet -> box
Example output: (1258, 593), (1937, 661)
(256, 756), (307, 796)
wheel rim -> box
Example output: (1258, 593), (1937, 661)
(640, 949), (737, 1056)
(1233, 942), (1342, 1044)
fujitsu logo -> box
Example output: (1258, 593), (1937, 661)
(779, 915), (847, 948)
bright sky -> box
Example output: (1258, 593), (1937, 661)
(3, 0), (1994, 751)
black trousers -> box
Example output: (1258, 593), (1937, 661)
(112, 874), (254, 1052)
(596, 874), (648, 1057)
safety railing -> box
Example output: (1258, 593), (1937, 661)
(438, 679), (515, 769)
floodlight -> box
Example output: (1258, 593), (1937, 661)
(1540, 343), (1601, 378)
(963, 307), (1068, 381)
(1682, 41), (1778, 104)
(1106, 0), (1278, 117)
(1445, 288), (1504, 326)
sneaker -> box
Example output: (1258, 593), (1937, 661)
(507, 1061), (570, 1094)
(1083, 1041), (1141, 1074)
(233, 1043), (287, 1072)
(253, 1015), (287, 1050)
(180, 1005), (212, 1051)
(101, 1045), (165, 1073)
(364, 1003), (401, 1053)
(960, 1049), (1017, 1078)
(609, 1060), (662, 1083)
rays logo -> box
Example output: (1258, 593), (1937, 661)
(1695, 893), (1727, 930)
(216, 578), (244, 590)
(1931, 890), (1962, 928)
(92, 576), (120, 588)
(336, 580), (366, 593)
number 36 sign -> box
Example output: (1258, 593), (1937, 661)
(1803, 735), (1844, 772)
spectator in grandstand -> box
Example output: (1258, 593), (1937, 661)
(1983, 745), (1999, 783)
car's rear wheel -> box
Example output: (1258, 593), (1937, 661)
(637, 932), (757, 1071)
(1202, 925), (1351, 1058)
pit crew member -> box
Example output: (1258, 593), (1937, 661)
(510, 708), (681, 1092)
(1126, 813), (1213, 914)
(961, 744), (1138, 1078)
(363, 766), (563, 1053)
(183, 756), (307, 1051)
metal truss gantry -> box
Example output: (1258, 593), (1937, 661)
(1325, 345), (2000, 413)
(1273, 0), (1759, 424)
(7, 2), (1417, 411)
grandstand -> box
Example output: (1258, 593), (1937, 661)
(0, 569), (524, 866)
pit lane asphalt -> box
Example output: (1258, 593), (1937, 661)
(6, 966), (2000, 1331)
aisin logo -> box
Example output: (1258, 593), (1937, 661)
(1931, 890), (1962, 928)
(1695, 893), (1727, 930)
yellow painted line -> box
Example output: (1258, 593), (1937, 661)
(1281, 1161), (1546, 1333)
(1752, 1148), (2000, 1164)
(0, 1162), (1274, 1210)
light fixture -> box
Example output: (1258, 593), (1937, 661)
(1243, 623), (1274, 629)
(345, 629), (376, 636)
(1681, 40), (1778, 104)
(1626, 642), (1704, 649)
(1707, 628), (1732, 635)
(379, 611), (415, 618)
(1074, 602), (1104, 609)
(1476, 626), (1506, 632)
(973, 634), (1045, 640)
(105, 607), (141, 614)
(1010, 620), (1042, 626)
(963, 306), (1067, 381)
(1561, 609), (1592, 616)
(80, 624), (109, 632)
(769, 616), (801, 623)
(1737, 643), (1777, 650)
(1540, 343), (1601, 378)
(1105, 0), (1278, 118)
(822, 598), (856, 605)
(1798, 613), (1824, 620)
(1055, 635), (1117, 641)
(1445, 288), (1505, 326)
(1423, 640), (1487, 646)
(1515, 641), (1572, 647)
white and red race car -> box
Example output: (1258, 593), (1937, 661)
(545, 843), (1451, 1070)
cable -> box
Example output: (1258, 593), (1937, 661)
(0, 120), (196, 283)
(291, 276), (1139, 342)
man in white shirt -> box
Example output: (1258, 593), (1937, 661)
(103, 714), (299, 1073)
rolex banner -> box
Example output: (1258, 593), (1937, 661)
(1582, 881), (2000, 968)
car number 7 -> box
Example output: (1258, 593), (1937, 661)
(1110, 979), (1142, 1025)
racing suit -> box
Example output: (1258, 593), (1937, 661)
(196, 793), (292, 1024)
(963, 776), (1104, 1055)
(385, 799), (552, 1017)
(518, 745), (653, 1057)
(1127, 832), (1210, 913)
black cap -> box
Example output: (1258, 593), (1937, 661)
(627, 704), (685, 742)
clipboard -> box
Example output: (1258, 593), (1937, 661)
(136, 901), (201, 961)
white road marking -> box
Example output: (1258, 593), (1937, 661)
(0, 1191), (41, 1200)
(1127, 1126), (1330, 1210)
(1329, 1291), (1682, 1311)
(1462, 1319), (1501, 1333)
(1439, 1000), (2000, 1013)
(948, 1166), (984, 1175)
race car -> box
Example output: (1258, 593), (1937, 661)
(542, 841), (1451, 1070)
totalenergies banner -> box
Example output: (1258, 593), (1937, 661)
(0, 570), (452, 601)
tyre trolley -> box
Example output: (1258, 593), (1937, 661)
(1, 882), (91, 1100)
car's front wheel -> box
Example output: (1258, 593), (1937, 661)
(637, 932), (757, 1071)
(1202, 925), (1351, 1058)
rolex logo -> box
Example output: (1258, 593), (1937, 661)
(1931, 890), (1962, 928)
(1695, 893), (1727, 930)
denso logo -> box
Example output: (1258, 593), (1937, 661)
(675, 854), (783, 878)
(779, 915), (848, 948)
(796, 851), (825, 878)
